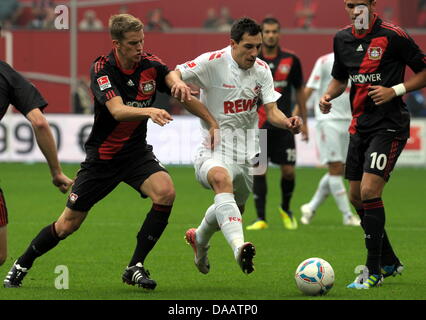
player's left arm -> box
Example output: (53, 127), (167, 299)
(292, 87), (308, 141)
(181, 95), (219, 150)
(265, 102), (302, 134)
(165, 70), (192, 102)
(290, 56), (308, 140)
(368, 33), (426, 106)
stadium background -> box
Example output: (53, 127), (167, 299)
(1, 0), (426, 302)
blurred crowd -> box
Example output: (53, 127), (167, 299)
(1, 0), (425, 31)
(1, 1), (425, 116)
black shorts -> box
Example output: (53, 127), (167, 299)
(66, 151), (168, 212)
(261, 129), (296, 165)
(345, 131), (407, 182)
(0, 188), (8, 227)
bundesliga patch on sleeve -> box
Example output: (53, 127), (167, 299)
(97, 75), (112, 91)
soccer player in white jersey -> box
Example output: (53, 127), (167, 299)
(300, 53), (360, 226)
(174, 18), (302, 274)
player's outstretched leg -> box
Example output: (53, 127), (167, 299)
(184, 204), (218, 274)
(3, 222), (64, 288)
(185, 228), (210, 274)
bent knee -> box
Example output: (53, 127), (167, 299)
(55, 221), (81, 239)
(208, 169), (232, 190)
(151, 186), (176, 205)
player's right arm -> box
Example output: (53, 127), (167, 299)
(26, 108), (73, 193)
(320, 38), (350, 114)
(3, 61), (73, 193)
(319, 78), (348, 114)
(105, 96), (173, 126)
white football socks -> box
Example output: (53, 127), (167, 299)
(309, 173), (331, 211)
(328, 175), (352, 218)
(196, 204), (219, 246)
(213, 193), (244, 258)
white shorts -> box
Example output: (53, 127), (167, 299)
(315, 120), (351, 165)
(194, 149), (253, 207)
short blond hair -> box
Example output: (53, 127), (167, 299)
(109, 14), (144, 41)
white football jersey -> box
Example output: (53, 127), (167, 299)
(176, 46), (281, 161)
(306, 53), (352, 121)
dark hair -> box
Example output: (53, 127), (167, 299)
(230, 17), (261, 43)
(262, 17), (280, 29)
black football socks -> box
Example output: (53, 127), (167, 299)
(253, 175), (267, 221)
(281, 177), (295, 217)
(356, 205), (399, 268)
(17, 222), (63, 269)
(128, 204), (172, 267)
(363, 198), (385, 275)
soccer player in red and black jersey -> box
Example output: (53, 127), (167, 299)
(0, 59), (73, 267)
(320, 0), (426, 289)
(246, 17), (308, 231)
(4, 14), (218, 289)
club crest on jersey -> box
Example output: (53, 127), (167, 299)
(368, 47), (383, 60)
(253, 83), (262, 96)
(140, 80), (156, 95)
(279, 64), (291, 74)
(97, 76), (111, 91)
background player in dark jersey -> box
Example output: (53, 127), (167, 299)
(0, 60), (73, 266)
(246, 17), (308, 231)
(4, 14), (218, 290)
(320, 0), (426, 289)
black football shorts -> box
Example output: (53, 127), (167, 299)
(66, 151), (168, 212)
(261, 129), (296, 165)
(345, 131), (407, 182)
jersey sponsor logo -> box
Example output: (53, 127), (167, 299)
(140, 80), (156, 95)
(97, 76), (111, 91)
(224, 98), (258, 114)
(273, 80), (288, 88)
(368, 47), (383, 60)
(349, 73), (382, 84)
(126, 99), (153, 108)
(223, 84), (236, 89)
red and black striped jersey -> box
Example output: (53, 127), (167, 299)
(87, 49), (171, 162)
(0, 60), (47, 121)
(332, 15), (426, 137)
(257, 48), (303, 129)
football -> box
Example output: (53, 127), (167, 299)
(295, 258), (335, 296)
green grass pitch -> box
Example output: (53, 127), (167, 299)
(0, 163), (425, 300)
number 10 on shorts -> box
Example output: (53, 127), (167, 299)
(370, 152), (388, 171)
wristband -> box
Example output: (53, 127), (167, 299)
(392, 83), (406, 97)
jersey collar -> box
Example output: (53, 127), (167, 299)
(351, 14), (380, 39)
(111, 48), (139, 75)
